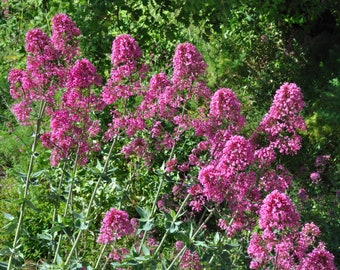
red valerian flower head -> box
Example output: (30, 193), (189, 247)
(179, 250), (202, 270)
(298, 242), (336, 270)
(209, 88), (246, 132)
(259, 190), (300, 231)
(111, 34), (142, 67)
(66, 58), (102, 89)
(172, 42), (206, 85)
(257, 83), (306, 155)
(97, 208), (134, 244)
(51, 13), (81, 61)
(25, 28), (56, 57)
(217, 135), (254, 174)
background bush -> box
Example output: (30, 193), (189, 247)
(0, 0), (339, 268)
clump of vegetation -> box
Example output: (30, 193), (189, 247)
(1, 1), (339, 269)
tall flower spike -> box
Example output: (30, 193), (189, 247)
(111, 34), (142, 67)
(97, 208), (134, 245)
(110, 34), (142, 82)
(9, 26), (65, 125)
(172, 42), (206, 86)
(102, 34), (144, 104)
(209, 88), (246, 132)
(298, 242), (336, 270)
(257, 83), (306, 155)
(259, 190), (300, 231)
(41, 58), (103, 166)
(51, 13), (81, 62)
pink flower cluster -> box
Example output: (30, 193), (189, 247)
(103, 39), (213, 169)
(10, 20), (335, 268)
(109, 248), (129, 261)
(180, 83), (307, 235)
(188, 83), (306, 236)
(102, 34), (147, 106)
(248, 190), (336, 269)
(217, 135), (254, 174)
(256, 82), (306, 156)
(51, 13), (81, 62)
(258, 190), (300, 232)
(299, 242), (336, 270)
(309, 154), (331, 184)
(9, 14), (103, 167)
(172, 42), (207, 87)
(97, 208), (134, 244)
(41, 59), (103, 166)
(209, 88), (246, 133)
(8, 14), (82, 128)
(179, 250), (202, 270)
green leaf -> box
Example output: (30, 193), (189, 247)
(55, 253), (63, 266)
(96, 159), (103, 171)
(72, 211), (84, 220)
(2, 221), (17, 234)
(0, 247), (11, 256)
(0, 261), (9, 270)
(169, 209), (177, 220)
(168, 223), (178, 233)
(141, 244), (150, 256)
(37, 232), (52, 241)
(213, 232), (220, 244)
(50, 225), (62, 234)
(3, 212), (14, 221)
(164, 211), (172, 222)
(142, 220), (154, 231)
(226, 243), (239, 248)
(24, 199), (38, 211)
(136, 206), (149, 218)
(32, 169), (46, 178)
(78, 221), (89, 230)
(194, 240), (208, 248)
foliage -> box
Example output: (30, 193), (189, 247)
(0, 1), (339, 269)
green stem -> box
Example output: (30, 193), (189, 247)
(153, 194), (191, 257)
(53, 148), (80, 263)
(138, 141), (178, 255)
(7, 101), (46, 270)
(51, 162), (67, 261)
(64, 137), (117, 266)
(138, 173), (164, 254)
(52, 163), (67, 224)
(102, 252), (111, 269)
(166, 208), (215, 270)
(94, 243), (108, 269)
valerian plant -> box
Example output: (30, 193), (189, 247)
(1, 14), (336, 270)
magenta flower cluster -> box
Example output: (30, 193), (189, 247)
(310, 154), (331, 184)
(9, 15), (337, 268)
(172, 42), (207, 87)
(8, 20), (74, 125)
(41, 58), (103, 166)
(186, 82), (307, 235)
(256, 82), (306, 156)
(101, 34), (147, 106)
(51, 14), (81, 62)
(247, 190), (336, 269)
(179, 250), (202, 270)
(9, 14), (106, 166)
(258, 190), (300, 232)
(97, 208), (134, 244)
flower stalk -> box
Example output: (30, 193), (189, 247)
(166, 208), (215, 270)
(7, 100), (46, 270)
(64, 136), (117, 265)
